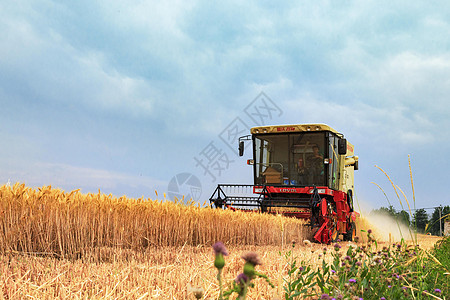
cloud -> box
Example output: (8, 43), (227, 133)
(367, 52), (450, 112)
(0, 3), (156, 119)
(283, 93), (435, 150)
(1, 0), (450, 209)
(2, 161), (167, 198)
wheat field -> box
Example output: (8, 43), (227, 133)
(0, 183), (308, 259)
(0, 183), (442, 299)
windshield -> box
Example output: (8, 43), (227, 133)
(254, 132), (327, 186)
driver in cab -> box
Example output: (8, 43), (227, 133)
(307, 145), (324, 183)
(297, 144), (324, 185)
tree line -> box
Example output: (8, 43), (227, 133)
(370, 205), (450, 236)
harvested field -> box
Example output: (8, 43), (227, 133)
(0, 236), (442, 299)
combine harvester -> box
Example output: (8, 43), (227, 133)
(210, 124), (359, 244)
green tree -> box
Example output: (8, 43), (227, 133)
(413, 209), (429, 233)
(371, 206), (396, 217)
(397, 210), (410, 226)
(370, 206), (410, 226)
(429, 206), (450, 236)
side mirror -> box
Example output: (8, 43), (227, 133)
(338, 138), (347, 155)
(238, 141), (245, 156)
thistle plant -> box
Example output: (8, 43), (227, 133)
(212, 241), (229, 300)
(279, 230), (448, 299)
(210, 246), (274, 300)
(237, 252), (274, 299)
(188, 285), (205, 299)
(282, 241), (316, 299)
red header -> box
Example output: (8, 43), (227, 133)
(254, 186), (334, 196)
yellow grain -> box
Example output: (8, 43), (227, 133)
(0, 183), (307, 259)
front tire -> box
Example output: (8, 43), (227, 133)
(343, 222), (356, 242)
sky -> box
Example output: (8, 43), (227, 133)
(1, 1), (450, 215)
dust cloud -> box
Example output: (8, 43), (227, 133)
(361, 213), (414, 242)
(354, 200), (415, 243)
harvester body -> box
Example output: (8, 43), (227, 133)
(209, 124), (359, 244)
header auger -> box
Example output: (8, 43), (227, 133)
(209, 124), (359, 244)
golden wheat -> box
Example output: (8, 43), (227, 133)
(0, 183), (308, 260)
(0, 184), (443, 299)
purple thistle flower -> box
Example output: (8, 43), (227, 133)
(402, 286), (407, 290)
(368, 229), (372, 234)
(242, 252), (262, 266)
(212, 241), (228, 270)
(235, 272), (249, 284)
(320, 294), (331, 300)
(212, 241), (228, 256)
(334, 243), (341, 251)
(349, 278), (357, 283)
(434, 289), (442, 293)
(388, 285), (392, 288)
(380, 298), (386, 300)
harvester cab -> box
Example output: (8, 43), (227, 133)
(210, 124), (359, 244)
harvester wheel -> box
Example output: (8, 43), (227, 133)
(343, 222), (356, 242)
